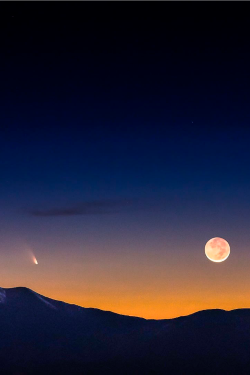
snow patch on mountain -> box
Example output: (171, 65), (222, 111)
(32, 291), (57, 310)
(0, 288), (6, 303)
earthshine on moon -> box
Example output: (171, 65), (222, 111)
(205, 237), (230, 262)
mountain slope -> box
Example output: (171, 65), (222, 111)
(1, 287), (250, 374)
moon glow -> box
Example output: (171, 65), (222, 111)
(205, 237), (230, 262)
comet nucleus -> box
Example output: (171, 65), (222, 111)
(32, 255), (38, 265)
(205, 237), (230, 262)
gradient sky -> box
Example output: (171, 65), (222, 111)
(1, 4), (250, 318)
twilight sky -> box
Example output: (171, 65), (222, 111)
(1, 4), (250, 318)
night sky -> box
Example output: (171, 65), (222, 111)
(1, 4), (250, 318)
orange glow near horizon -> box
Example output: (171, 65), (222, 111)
(1, 241), (249, 319)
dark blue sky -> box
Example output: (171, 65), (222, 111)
(0, 3), (250, 318)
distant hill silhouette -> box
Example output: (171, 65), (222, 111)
(1, 287), (250, 374)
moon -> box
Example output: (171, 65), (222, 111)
(205, 237), (230, 262)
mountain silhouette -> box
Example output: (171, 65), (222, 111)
(1, 287), (250, 374)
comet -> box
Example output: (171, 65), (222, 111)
(26, 247), (39, 265)
(31, 254), (38, 265)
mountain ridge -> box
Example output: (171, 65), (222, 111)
(1, 286), (249, 320)
(1, 286), (250, 374)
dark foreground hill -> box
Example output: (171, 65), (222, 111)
(1, 287), (250, 375)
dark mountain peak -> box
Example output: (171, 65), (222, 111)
(1, 286), (36, 299)
(4, 286), (32, 294)
(189, 308), (227, 318)
(0, 286), (57, 310)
